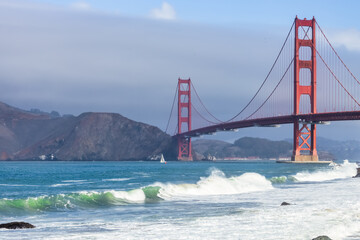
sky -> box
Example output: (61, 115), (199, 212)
(1, 0), (360, 142)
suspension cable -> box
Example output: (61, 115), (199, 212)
(245, 58), (294, 120)
(165, 84), (178, 134)
(300, 25), (360, 107)
(316, 21), (360, 86)
(190, 82), (223, 123)
(224, 19), (295, 122)
(191, 103), (221, 125)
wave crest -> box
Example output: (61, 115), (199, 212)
(292, 160), (358, 182)
(155, 169), (273, 200)
(0, 169), (275, 214)
(270, 176), (288, 183)
(0, 189), (146, 215)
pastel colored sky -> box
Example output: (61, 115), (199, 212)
(32, 0), (360, 28)
(1, 0), (360, 141)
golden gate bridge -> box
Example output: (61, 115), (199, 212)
(165, 17), (360, 162)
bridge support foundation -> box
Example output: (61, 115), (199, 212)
(178, 137), (192, 161)
(292, 155), (318, 162)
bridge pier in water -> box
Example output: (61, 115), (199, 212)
(292, 122), (318, 162)
(292, 17), (319, 162)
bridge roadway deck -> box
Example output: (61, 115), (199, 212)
(176, 111), (360, 138)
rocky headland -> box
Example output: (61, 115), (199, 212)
(0, 102), (175, 161)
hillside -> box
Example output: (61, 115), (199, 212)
(193, 137), (335, 160)
(316, 137), (360, 160)
(0, 102), (173, 160)
(192, 137), (292, 159)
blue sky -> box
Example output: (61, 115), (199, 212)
(1, 0), (360, 142)
(33, 0), (360, 28)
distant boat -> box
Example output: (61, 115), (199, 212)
(160, 154), (167, 164)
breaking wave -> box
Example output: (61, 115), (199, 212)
(292, 160), (358, 182)
(269, 176), (289, 184)
(3, 162), (356, 215)
(0, 169), (274, 215)
(0, 189), (147, 215)
(154, 169), (273, 200)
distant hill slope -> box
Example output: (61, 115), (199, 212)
(193, 137), (292, 159)
(234, 137), (292, 158)
(193, 137), (336, 160)
(313, 137), (360, 160)
(0, 102), (173, 160)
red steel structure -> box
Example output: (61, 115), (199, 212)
(167, 16), (360, 162)
(177, 78), (193, 161)
(293, 17), (318, 161)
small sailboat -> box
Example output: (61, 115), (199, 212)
(160, 154), (167, 164)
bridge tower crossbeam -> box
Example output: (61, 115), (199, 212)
(292, 17), (318, 162)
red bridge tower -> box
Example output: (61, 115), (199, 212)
(177, 78), (193, 161)
(292, 17), (318, 162)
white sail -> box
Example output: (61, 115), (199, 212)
(160, 154), (166, 163)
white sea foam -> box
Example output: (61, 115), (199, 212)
(62, 180), (88, 183)
(0, 184), (36, 187)
(50, 183), (72, 187)
(292, 160), (358, 182)
(102, 178), (132, 182)
(155, 168), (273, 199)
(51, 180), (91, 187)
(111, 189), (146, 203)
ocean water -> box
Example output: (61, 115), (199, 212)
(0, 160), (359, 240)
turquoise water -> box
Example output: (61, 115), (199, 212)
(0, 160), (359, 239)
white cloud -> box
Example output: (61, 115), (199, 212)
(150, 2), (176, 20)
(70, 1), (91, 11)
(330, 29), (360, 52)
